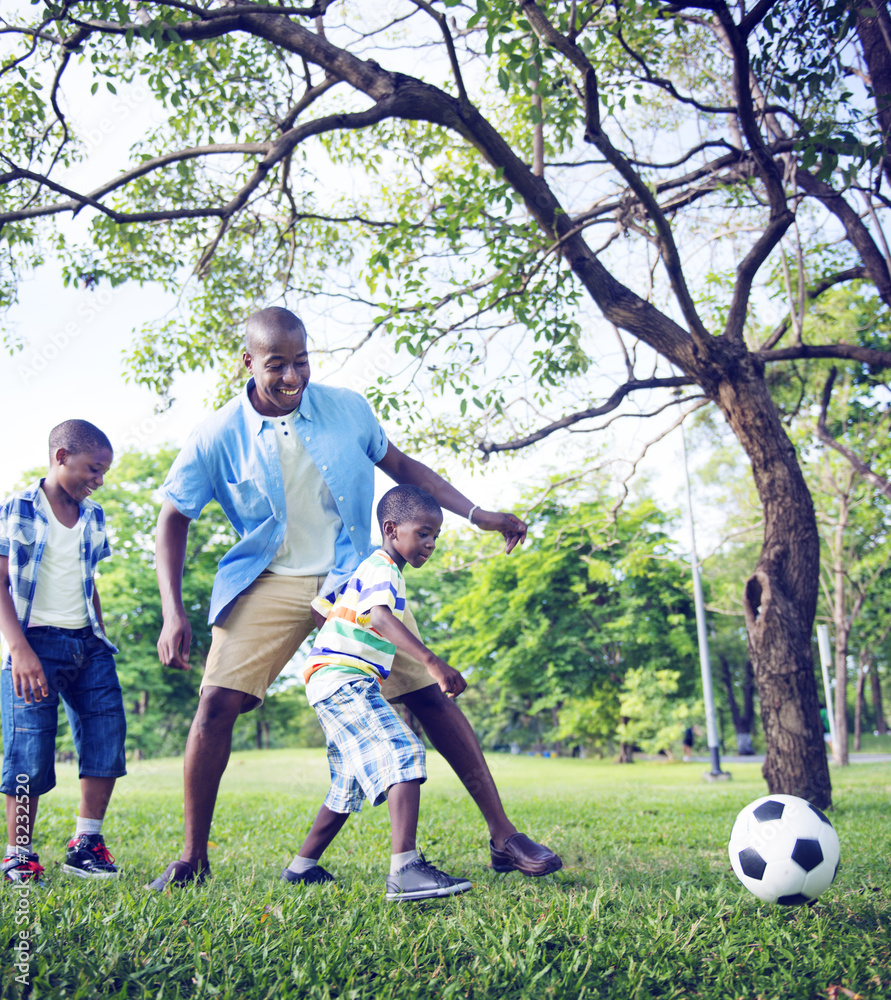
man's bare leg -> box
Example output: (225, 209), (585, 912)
(180, 685), (248, 867)
(147, 685), (248, 889)
(400, 684), (516, 848)
(400, 684), (562, 876)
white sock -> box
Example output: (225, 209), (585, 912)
(287, 855), (320, 874)
(390, 849), (419, 874)
(75, 816), (103, 838)
(7, 842), (32, 857)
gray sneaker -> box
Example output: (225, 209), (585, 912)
(385, 855), (472, 902)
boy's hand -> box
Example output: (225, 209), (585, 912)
(157, 610), (192, 670)
(426, 657), (467, 699)
(11, 646), (49, 703)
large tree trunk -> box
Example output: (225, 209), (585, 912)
(720, 366), (833, 808)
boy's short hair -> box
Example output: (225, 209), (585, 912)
(377, 485), (442, 532)
(48, 419), (112, 459)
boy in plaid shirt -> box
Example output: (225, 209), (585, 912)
(1, 420), (126, 884)
(285, 484), (471, 901)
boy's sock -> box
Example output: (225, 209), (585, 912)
(390, 849), (419, 875)
(74, 817), (103, 839)
(6, 843), (33, 857)
(287, 855), (321, 875)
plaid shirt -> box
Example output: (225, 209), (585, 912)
(0, 482), (117, 666)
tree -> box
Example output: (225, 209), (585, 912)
(409, 477), (700, 755)
(808, 371), (891, 764)
(7, 2), (891, 805)
(616, 667), (701, 762)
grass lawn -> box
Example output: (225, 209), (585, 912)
(2, 749), (889, 999)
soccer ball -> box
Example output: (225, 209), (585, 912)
(728, 794), (840, 905)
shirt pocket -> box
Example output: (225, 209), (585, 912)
(225, 478), (273, 525)
(10, 518), (39, 550)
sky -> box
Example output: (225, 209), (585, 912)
(0, 261), (699, 539)
(0, 15), (700, 539)
(0, 262), (609, 518)
(1, 271), (216, 494)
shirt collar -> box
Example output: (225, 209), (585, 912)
(240, 378), (314, 436)
(21, 480), (96, 517)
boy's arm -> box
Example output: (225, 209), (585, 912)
(0, 555), (48, 703)
(368, 605), (466, 698)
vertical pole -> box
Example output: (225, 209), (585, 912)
(816, 624), (838, 751)
(680, 423), (726, 776)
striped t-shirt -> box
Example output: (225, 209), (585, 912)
(304, 549), (405, 703)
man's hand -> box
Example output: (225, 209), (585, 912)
(426, 656), (467, 699)
(157, 609), (192, 670)
(11, 646), (49, 703)
(376, 444), (528, 553)
(473, 509), (528, 554)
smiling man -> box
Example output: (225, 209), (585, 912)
(148, 306), (562, 891)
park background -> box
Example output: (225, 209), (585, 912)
(2, 3), (891, 998)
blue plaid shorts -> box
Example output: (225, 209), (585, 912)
(313, 677), (426, 813)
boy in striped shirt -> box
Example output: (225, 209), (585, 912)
(285, 484), (471, 901)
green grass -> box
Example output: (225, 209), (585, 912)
(2, 751), (889, 999)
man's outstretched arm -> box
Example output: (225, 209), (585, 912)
(376, 443), (527, 554)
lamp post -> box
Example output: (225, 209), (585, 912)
(679, 420), (729, 780)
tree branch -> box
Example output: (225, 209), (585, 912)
(797, 166), (891, 305)
(758, 267), (869, 351)
(758, 342), (891, 368)
(478, 376), (697, 455)
(816, 367), (891, 499)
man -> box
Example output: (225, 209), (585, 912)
(148, 306), (561, 889)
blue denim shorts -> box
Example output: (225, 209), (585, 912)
(1, 626), (127, 796)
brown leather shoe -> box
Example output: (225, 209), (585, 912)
(490, 833), (562, 876)
(146, 859), (211, 892)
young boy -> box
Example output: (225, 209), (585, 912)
(285, 484), (471, 901)
(0, 419), (126, 883)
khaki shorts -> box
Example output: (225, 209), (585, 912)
(201, 571), (433, 711)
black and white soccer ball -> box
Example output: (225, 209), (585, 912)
(728, 794), (840, 905)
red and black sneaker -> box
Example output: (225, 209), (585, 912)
(62, 833), (120, 879)
(2, 851), (46, 886)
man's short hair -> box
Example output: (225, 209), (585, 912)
(245, 307), (307, 352)
(48, 419), (112, 458)
(377, 485), (442, 532)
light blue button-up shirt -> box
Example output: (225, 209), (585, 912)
(162, 379), (388, 624)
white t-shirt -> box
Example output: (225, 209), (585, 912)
(266, 410), (341, 577)
(29, 488), (90, 629)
